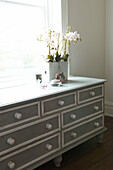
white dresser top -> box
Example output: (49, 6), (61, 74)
(0, 76), (106, 107)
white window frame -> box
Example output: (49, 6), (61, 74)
(61, 0), (68, 33)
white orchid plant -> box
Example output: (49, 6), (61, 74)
(37, 25), (81, 62)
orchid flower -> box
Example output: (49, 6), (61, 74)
(37, 25), (81, 62)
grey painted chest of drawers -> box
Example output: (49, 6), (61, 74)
(0, 77), (106, 170)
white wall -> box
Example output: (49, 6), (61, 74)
(68, 0), (106, 78)
(68, 0), (113, 116)
(105, 0), (113, 117)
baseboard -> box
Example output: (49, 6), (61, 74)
(105, 112), (113, 117)
(105, 101), (113, 117)
(105, 101), (113, 107)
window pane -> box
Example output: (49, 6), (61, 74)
(0, 0), (62, 88)
(0, 0), (45, 7)
(0, 0), (46, 75)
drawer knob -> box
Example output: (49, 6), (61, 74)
(46, 144), (52, 151)
(94, 122), (100, 127)
(70, 114), (77, 120)
(94, 106), (99, 111)
(8, 161), (15, 169)
(46, 123), (52, 130)
(14, 112), (22, 120)
(71, 132), (77, 138)
(58, 100), (65, 106)
(90, 91), (95, 97)
(7, 138), (15, 145)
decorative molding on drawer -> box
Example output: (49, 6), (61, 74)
(62, 115), (104, 148)
(0, 101), (40, 131)
(41, 92), (76, 116)
(0, 133), (61, 170)
(0, 101), (40, 114)
(0, 113), (61, 156)
(62, 98), (104, 128)
(78, 85), (104, 104)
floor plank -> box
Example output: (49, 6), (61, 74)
(105, 116), (113, 129)
(60, 139), (113, 170)
(88, 152), (113, 170)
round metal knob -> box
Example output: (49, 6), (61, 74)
(90, 91), (95, 97)
(7, 138), (15, 145)
(14, 112), (22, 120)
(46, 123), (52, 130)
(8, 161), (15, 169)
(94, 106), (99, 111)
(71, 132), (77, 138)
(58, 100), (65, 106)
(46, 144), (52, 151)
(94, 122), (100, 127)
(70, 114), (76, 120)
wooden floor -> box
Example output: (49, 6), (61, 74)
(35, 116), (113, 170)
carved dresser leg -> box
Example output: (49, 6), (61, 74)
(96, 133), (104, 143)
(54, 155), (62, 167)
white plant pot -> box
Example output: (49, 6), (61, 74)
(46, 62), (68, 81)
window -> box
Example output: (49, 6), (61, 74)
(0, 0), (46, 72)
(0, 0), (67, 88)
(0, 0), (61, 87)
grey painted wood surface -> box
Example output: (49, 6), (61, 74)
(0, 76), (106, 170)
(0, 76), (106, 107)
